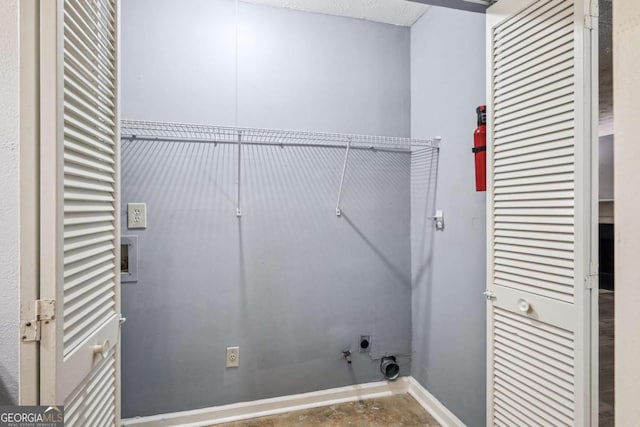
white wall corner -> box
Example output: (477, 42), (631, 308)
(614, 0), (640, 424)
(407, 377), (467, 427)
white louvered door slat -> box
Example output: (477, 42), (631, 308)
(486, 0), (597, 426)
(40, 0), (120, 425)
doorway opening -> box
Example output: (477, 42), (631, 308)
(598, 0), (614, 425)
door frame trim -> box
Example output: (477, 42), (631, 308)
(587, 0), (600, 424)
(19, 0), (40, 406)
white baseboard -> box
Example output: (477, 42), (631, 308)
(122, 378), (410, 427)
(406, 377), (466, 427)
(122, 376), (466, 427)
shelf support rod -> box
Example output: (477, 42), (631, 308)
(335, 137), (352, 217)
(236, 130), (242, 217)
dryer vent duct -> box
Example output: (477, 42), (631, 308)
(380, 356), (400, 381)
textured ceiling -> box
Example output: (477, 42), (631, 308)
(239, 0), (430, 26)
(240, 0), (612, 131)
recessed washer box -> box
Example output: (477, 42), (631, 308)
(121, 236), (138, 283)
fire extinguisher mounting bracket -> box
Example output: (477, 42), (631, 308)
(472, 146), (486, 153)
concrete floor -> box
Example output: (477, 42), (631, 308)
(216, 395), (441, 427)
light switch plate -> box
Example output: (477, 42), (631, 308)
(128, 203), (147, 229)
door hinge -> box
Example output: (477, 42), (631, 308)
(20, 299), (56, 343)
(585, 1), (599, 29)
(584, 15), (595, 30)
(483, 290), (496, 301)
(586, 261), (599, 290)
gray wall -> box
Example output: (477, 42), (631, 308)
(122, 0), (410, 136)
(599, 135), (614, 201)
(121, 0), (413, 417)
(410, 7), (487, 427)
(0, 0), (20, 406)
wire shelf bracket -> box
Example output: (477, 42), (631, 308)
(236, 130), (242, 218)
(335, 138), (352, 217)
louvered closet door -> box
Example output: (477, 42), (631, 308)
(486, 0), (597, 426)
(40, 0), (121, 426)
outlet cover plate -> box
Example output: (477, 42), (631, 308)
(226, 346), (239, 368)
(128, 203), (147, 229)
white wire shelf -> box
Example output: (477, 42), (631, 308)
(120, 119), (440, 218)
(120, 120), (440, 152)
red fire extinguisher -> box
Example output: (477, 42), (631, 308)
(473, 105), (487, 192)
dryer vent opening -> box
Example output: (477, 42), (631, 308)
(380, 356), (400, 381)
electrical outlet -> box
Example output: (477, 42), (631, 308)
(226, 346), (239, 368)
(128, 203), (147, 229)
